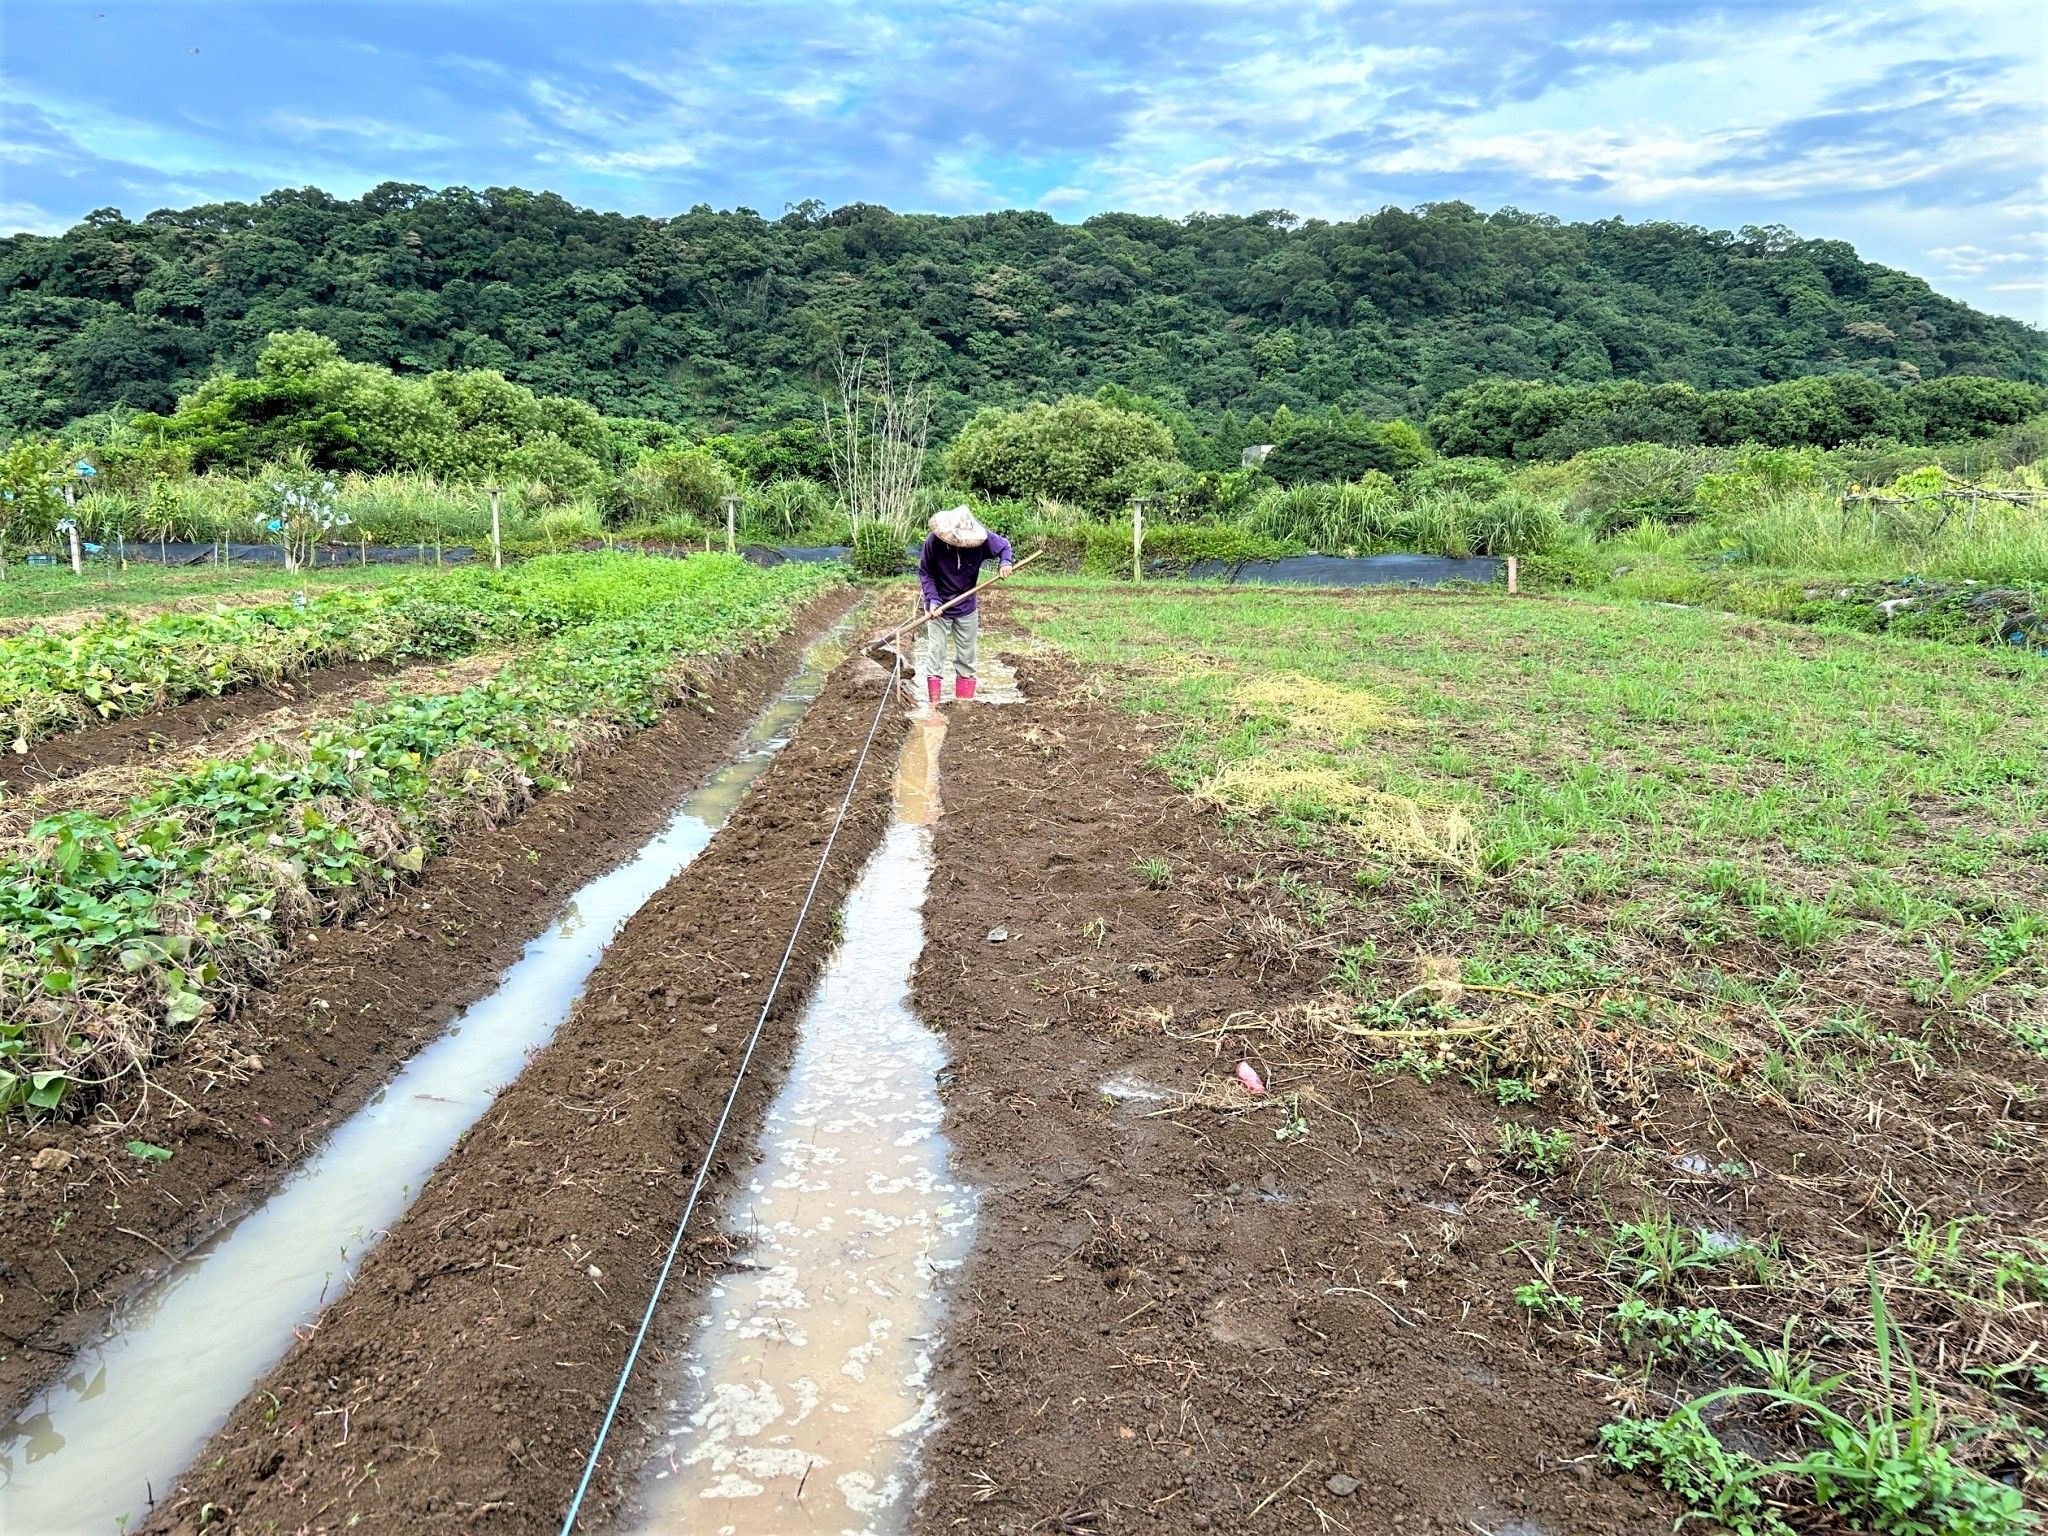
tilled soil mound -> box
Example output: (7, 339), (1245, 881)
(910, 654), (1679, 1535)
(135, 656), (908, 1535)
(0, 595), (850, 1407)
(1, 658), (405, 789)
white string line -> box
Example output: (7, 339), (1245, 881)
(558, 648), (903, 1533)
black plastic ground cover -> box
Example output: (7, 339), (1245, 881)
(101, 541), (478, 567)
(1182, 552), (1505, 586)
(743, 544), (853, 566)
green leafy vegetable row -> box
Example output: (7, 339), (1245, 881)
(1, 551), (742, 751)
(0, 553), (841, 1115)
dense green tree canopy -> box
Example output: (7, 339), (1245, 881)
(3, 186), (2041, 437)
(1427, 374), (2047, 461)
(119, 329), (624, 485)
(1261, 413), (1416, 485)
(946, 396), (1177, 512)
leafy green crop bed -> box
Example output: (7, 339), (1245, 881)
(0, 553), (840, 1115)
(0, 551), (738, 752)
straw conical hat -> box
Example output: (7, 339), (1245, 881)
(928, 505), (989, 547)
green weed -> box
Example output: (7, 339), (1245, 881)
(1498, 1123), (1573, 1177)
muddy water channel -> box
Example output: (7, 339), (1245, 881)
(0, 627), (850, 1536)
(619, 681), (1006, 1535)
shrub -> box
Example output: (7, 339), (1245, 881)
(1566, 444), (1707, 532)
(852, 521), (905, 576)
(535, 506), (602, 549)
(946, 396), (1178, 514)
(1262, 416), (1401, 486)
(1406, 456), (1510, 501)
(501, 433), (603, 507)
(616, 446), (736, 527)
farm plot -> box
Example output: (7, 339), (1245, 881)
(0, 550), (720, 763)
(118, 658), (908, 1535)
(910, 585), (2045, 1535)
(0, 554), (848, 1407)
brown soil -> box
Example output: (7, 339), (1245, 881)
(0, 593), (853, 1409)
(133, 657), (908, 1535)
(908, 653), (1682, 1536)
(1, 658), (414, 790)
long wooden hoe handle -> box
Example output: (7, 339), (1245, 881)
(883, 548), (1042, 647)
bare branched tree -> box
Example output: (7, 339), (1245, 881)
(823, 344), (933, 538)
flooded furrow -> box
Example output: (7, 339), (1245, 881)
(0, 623), (853, 1536)
(617, 662), (1016, 1536)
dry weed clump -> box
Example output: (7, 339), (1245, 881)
(1226, 672), (1401, 740)
(1197, 760), (1482, 878)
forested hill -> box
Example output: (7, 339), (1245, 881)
(3, 184), (2043, 434)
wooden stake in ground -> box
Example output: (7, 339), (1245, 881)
(487, 486), (502, 570)
(722, 492), (738, 555)
(1130, 495), (1148, 583)
(1507, 555), (1519, 595)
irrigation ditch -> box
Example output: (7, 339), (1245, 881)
(1, 615), (878, 1531)
(0, 589), (857, 1412)
(60, 641), (915, 1533)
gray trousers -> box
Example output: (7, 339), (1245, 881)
(924, 609), (979, 679)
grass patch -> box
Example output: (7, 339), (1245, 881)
(1009, 579), (2048, 1529)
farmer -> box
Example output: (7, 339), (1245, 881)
(918, 504), (1013, 706)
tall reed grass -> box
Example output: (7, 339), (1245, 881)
(1709, 487), (2048, 586)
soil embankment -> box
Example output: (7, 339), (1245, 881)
(909, 653), (1679, 1534)
(0, 593), (853, 1408)
(133, 655), (908, 1534)
(0, 658), (416, 790)
(0, 653), (510, 838)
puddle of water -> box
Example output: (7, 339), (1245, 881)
(1098, 1074), (1170, 1105)
(622, 701), (994, 1535)
(922, 651), (1025, 707)
(0, 623), (852, 1536)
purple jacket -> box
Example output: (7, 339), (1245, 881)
(918, 531), (1014, 615)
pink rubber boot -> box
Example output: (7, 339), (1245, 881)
(926, 675), (942, 708)
(957, 677), (977, 703)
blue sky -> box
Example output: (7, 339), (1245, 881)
(3, 0), (2044, 322)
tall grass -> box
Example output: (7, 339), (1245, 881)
(1242, 478), (1405, 551)
(65, 474), (566, 549)
(1236, 480), (1560, 558)
(1707, 487), (2048, 587)
(740, 477), (847, 545)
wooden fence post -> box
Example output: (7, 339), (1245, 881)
(722, 493), (738, 555)
(488, 487), (503, 570)
(1130, 496), (1148, 583)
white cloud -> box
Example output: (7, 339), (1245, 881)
(269, 114), (457, 152)
(561, 142), (703, 171)
(0, 199), (68, 235)
(526, 78), (625, 135)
